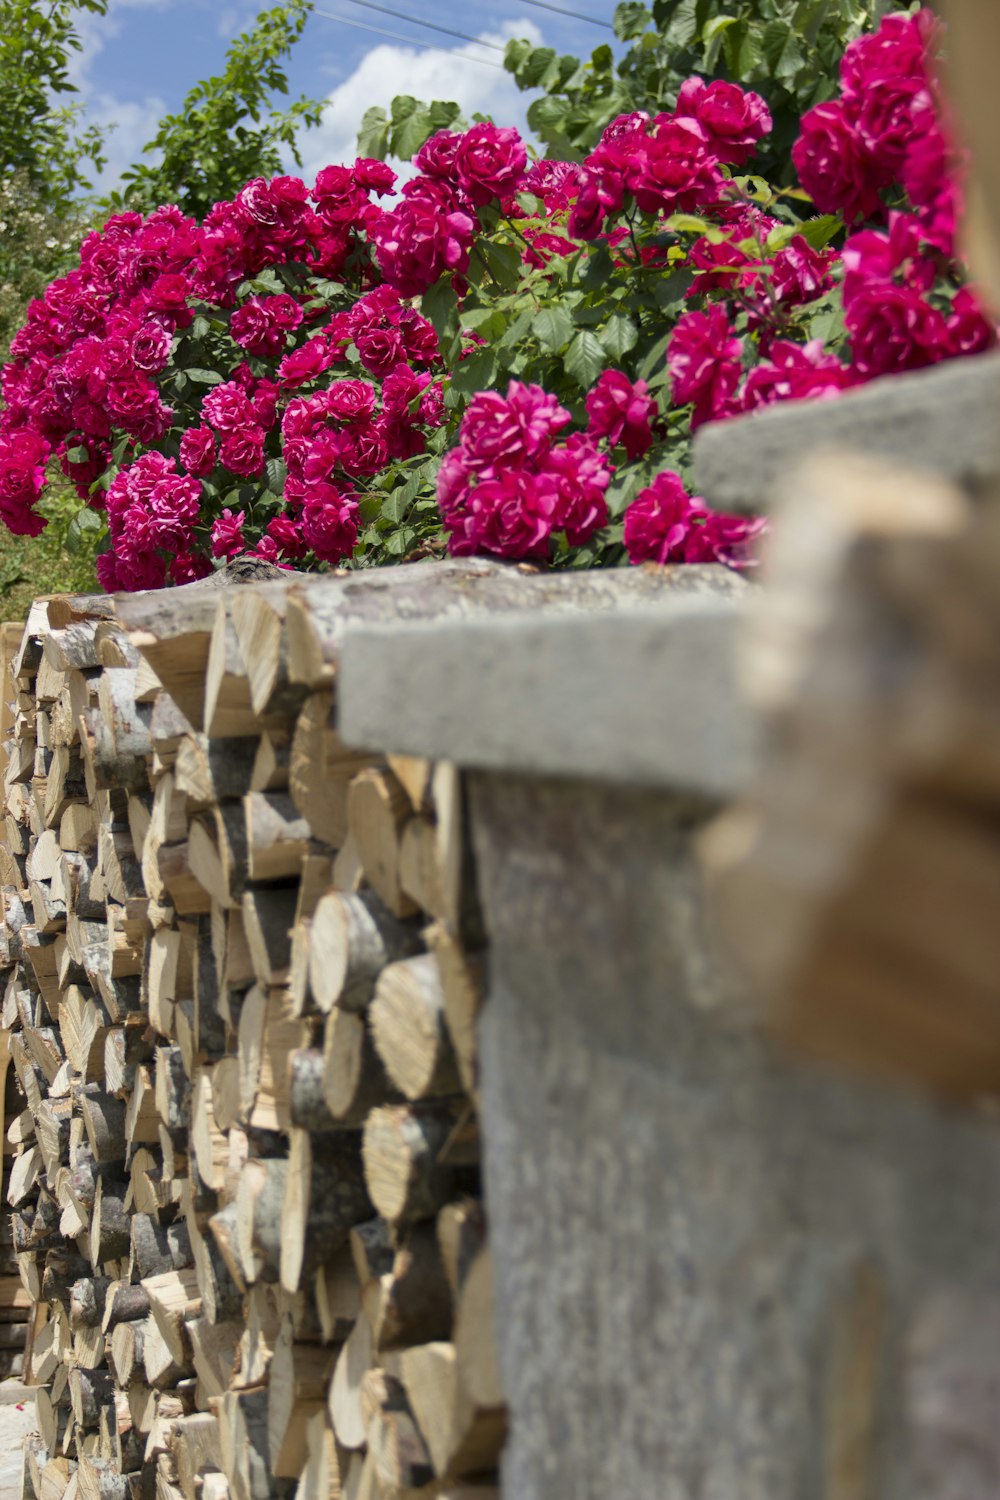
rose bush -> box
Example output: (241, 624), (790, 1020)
(0, 5), (991, 589)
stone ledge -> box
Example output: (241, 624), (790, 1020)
(693, 350), (1000, 511)
(338, 589), (755, 797)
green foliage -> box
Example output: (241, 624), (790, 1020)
(0, 481), (99, 621)
(0, 0), (108, 210)
(0, 173), (97, 359)
(357, 95), (465, 165)
(505, 0), (915, 179)
(111, 1), (323, 219)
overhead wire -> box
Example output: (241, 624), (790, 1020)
(487, 0), (616, 29)
(323, 0), (505, 50)
(311, 5), (507, 67)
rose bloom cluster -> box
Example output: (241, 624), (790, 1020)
(563, 77), (772, 243)
(0, 150), (454, 583)
(666, 7), (996, 429)
(0, 9), (989, 588)
(437, 382), (613, 559)
(623, 470), (765, 569)
(793, 9), (954, 246)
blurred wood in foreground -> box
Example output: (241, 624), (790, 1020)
(703, 453), (1000, 1095)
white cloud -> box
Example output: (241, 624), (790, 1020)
(84, 93), (168, 197)
(295, 17), (544, 185)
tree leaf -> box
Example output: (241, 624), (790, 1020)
(599, 314), (639, 359)
(357, 106), (390, 161)
(266, 457), (288, 496)
(421, 279), (459, 342)
(564, 330), (606, 388)
(798, 213), (842, 250)
(532, 306), (575, 352)
(184, 368), (224, 385)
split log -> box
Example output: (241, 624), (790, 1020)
(370, 955), (461, 1101)
(266, 1320), (335, 1478)
(392, 1342), (505, 1483)
(279, 1128), (372, 1293)
(347, 769), (419, 918)
(322, 1009), (397, 1126)
(362, 1104), (462, 1227)
(309, 891), (421, 1014)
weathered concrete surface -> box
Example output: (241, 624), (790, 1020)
(471, 774), (1000, 1500)
(693, 350), (1000, 510)
(0, 1385), (35, 1499)
(339, 571), (753, 797)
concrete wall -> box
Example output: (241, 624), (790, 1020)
(336, 388), (1000, 1500)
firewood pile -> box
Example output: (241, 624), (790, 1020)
(0, 562), (508, 1500)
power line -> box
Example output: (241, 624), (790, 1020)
(312, 6), (506, 66)
(490, 0), (616, 29)
(332, 0), (505, 51)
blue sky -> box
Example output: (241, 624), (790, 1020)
(69, 0), (617, 196)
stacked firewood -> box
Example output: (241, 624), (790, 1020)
(0, 564), (503, 1500)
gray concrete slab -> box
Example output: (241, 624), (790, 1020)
(338, 588), (756, 798)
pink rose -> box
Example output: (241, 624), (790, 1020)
(356, 326), (406, 378)
(668, 307), (744, 429)
(454, 124), (528, 206)
(792, 102), (887, 224)
(742, 341), (852, 410)
(202, 382), (256, 432)
(313, 165), (367, 226)
(371, 199), (477, 298)
(947, 286), (997, 356)
(325, 379), (377, 424)
(625, 116), (722, 216)
(769, 237), (836, 306)
(131, 320), (172, 373)
(676, 78), (772, 165)
(585, 370), (657, 459)
(279, 337), (335, 389)
(624, 471), (702, 564)
(414, 132), (463, 180)
(267, 514), (308, 560)
(682, 511), (767, 569)
(211, 508), (246, 559)
(459, 383), (571, 472)
(624, 471), (763, 570)
(352, 157), (397, 195)
(846, 282), (950, 379)
(218, 426), (266, 478)
(170, 552), (213, 584)
(301, 484), (359, 563)
(179, 426), (216, 477)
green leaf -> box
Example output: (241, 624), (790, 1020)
(798, 213), (842, 250)
(184, 368), (224, 385)
(65, 445), (89, 464)
(532, 306), (575, 352)
(385, 526), (417, 557)
(451, 346), (498, 396)
(761, 18), (805, 82)
(392, 106), (433, 163)
(65, 507), (105, 556)
(665, 212), (711, 235)
(480, 240), (522, 292)
(389, 95), (419, 124)
(599, 314), (639, 360)
(421, 279), (459, 342)
(381, 490), (410, 525)
(357, 105), (390, 161)
(190, 315), (210, 340)
(266, 457), (288, 496)
(613, 2), (652, 41)
(563, 330), (606, 389)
